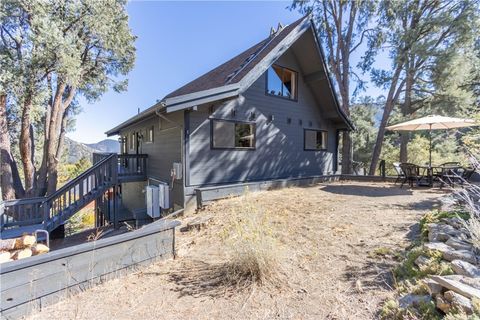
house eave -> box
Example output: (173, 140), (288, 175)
(105, 85), (240, 136)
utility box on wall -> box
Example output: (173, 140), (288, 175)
(146, 185), (160, 218)
(172, 162), (182, 180)
(158, 182), (171, 210)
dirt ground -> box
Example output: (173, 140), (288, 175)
(29, 181), (446, 320)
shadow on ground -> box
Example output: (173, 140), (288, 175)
(319, 184), (413, 197)
(159, 259), (248, 298)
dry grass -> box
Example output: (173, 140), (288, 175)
(220, 192), (285, 288)
(28, 181), (446, 320)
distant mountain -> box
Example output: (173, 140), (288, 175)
(63, 138), (119, 164)
(86, 139), (120, 154)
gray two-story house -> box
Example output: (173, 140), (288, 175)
(105, 15), (353, 212)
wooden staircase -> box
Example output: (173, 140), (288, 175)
(0, 153), (147, 239)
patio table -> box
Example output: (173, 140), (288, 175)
(417, 165), (444, 187)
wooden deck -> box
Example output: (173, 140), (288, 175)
(1, 153), (148, 239)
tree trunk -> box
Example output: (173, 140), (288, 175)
(19, 94), (36, 196)
(399, 59), (414, 163)
(341, 132), (353, 174)
(369, 64), (405, 175)
(0, 95), (25, 199)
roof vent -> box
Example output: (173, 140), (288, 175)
(270, 22), (285, 37)
(270, 26), (276, 37)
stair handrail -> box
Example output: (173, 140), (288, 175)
(41, 153), (118, 226)
(44, 153), (117, 202)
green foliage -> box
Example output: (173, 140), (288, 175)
(419, 210), (470, 239)
(58, 157), (92, 186)
(351, 98), (378, 168)
(394, 246), (453, 282)
(0, 0), (136, 196)
(380, 298), (442, 320)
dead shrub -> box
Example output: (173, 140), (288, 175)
(455, 154), (480, 251)
(220, 192), (284, 288)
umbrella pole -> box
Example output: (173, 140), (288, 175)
(429, 124), (432, 167)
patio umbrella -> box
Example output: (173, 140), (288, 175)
(385, 115), (479, 167)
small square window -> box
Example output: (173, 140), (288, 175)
(304, 129), (328, 151)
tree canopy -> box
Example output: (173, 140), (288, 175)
(0, 0), (136, 199)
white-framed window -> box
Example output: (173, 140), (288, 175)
(145, 126), (154, 143)
(304, 129), (328, 151)
(211, 119), (256, 149)
(130, 132), (135, 150)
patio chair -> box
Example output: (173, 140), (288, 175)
(392, 162), (405, 185)
(438, 163), (463, 188)
(461, 167), (476, 184)
(399, 163), (423, 188)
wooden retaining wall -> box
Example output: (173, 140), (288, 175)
(0, 219), (180, 319)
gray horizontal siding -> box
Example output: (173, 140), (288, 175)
(119, 113), (184, 207)
(188, 49), (339, 187)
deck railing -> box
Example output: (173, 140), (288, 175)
(1, 153), (147, 233)
(93, 153), (148, 182)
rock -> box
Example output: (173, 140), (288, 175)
(451, 260), (480, 278)
(424, 278), (443, 295)
(424, 242), (454, 254)
(398, 294), (432, 309)
(444, 291), (473, 315)
(441, 217), (465, 230)
(443, 249), (477, 265)
(444, 275), (480, 291)
(415, 255), (429, 267)
(430, 275), (480, 300)
(427, 223), (462, 242)
(436, 295), (451, 313)
(425, 242), (477, 264)
(446, 237), (473, 251)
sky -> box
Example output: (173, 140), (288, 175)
(67, 1), (387, 144)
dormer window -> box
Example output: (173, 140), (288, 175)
(266, 65), (298, 100)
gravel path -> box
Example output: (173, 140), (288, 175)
(29, 181), (446, 320)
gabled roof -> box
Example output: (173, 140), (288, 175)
(106, 15), (353, 136)
(164, 17), (305, 99)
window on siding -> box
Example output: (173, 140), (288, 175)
(304, 130), (327, 151)
(145, 126), (154, 143)
(212, 120), (255, 149)
(122, 136), (127, 153)
(130, 132), (135, 150)
(266, 65), (297, 100)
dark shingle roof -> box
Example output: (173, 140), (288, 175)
(164, 16), (307, 99)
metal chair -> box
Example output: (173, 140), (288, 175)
(399, 163), (423, 188)
(393, 162), (405, 185)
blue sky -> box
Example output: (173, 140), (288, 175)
(68, 1), (386, 143)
